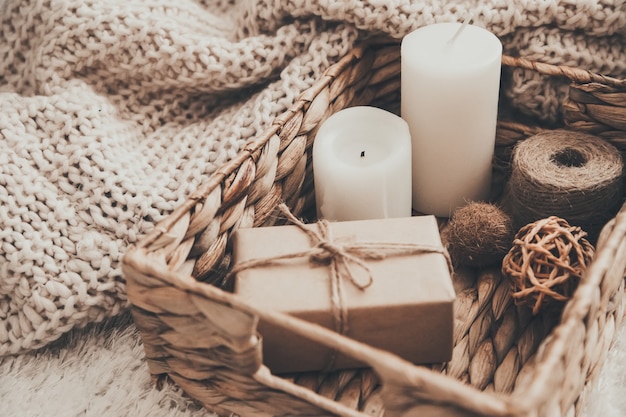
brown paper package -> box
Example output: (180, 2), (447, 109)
(232, 215), (455, 374)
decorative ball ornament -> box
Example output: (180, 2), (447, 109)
(442, 202), (515, 267)
(501, 216), (595, 315)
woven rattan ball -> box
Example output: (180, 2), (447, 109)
(501, 216), (595, 315)
(442, 202), (515, 267)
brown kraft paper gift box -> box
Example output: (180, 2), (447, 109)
(232, 214), (455, 374)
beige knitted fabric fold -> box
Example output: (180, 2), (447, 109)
(0, 0), (360, 356)
(0, 0), (624, 356)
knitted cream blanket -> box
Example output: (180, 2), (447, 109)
(0, 0), (625, 357)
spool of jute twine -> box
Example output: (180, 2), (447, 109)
(503, 129), (624, 240)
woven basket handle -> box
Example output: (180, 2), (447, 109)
(247, 295), (514, 417)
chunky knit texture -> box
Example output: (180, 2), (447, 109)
(0, 0), (624, 357)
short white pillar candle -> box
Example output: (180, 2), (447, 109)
(401, 22), (502, 217)
(313, 106), (412, 221)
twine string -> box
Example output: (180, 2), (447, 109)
(230, 203), (453, 368)
(505, 130), (623, 240)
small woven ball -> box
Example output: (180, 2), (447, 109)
(442, 202), (515, 267)
(501, 216), (595, 315)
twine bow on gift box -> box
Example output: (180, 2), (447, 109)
(230, 204), (453, 340)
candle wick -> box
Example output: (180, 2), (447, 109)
(448, 12), (474, 46)
(360, 151), (365, 158)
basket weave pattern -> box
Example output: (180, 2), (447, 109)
(122, 39), (626, 417)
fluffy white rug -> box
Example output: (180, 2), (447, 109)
(0, 313), (214, 417)
(0, 311), (625, 417)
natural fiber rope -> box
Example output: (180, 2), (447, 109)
(230, 203), (453, 342)
(504, 130), (624, 238)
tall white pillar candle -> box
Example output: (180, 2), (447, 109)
(313, 106), (412, 221)
(401, 22), (502, 217)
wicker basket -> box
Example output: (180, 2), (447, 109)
(122, 37), (626, 417)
